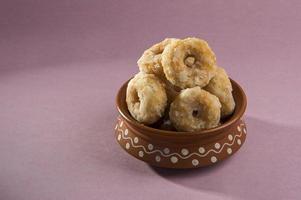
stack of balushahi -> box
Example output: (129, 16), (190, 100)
(126, 37), (235, 132)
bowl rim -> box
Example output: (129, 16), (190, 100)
(116, 78), (247, 137)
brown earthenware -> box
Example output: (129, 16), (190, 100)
(115, 79), (247, 169)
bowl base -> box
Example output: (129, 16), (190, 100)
(115, 116), (247, 169)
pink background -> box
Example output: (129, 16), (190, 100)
(1, 0), (301, 199)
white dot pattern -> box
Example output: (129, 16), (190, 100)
(138, 151), (144, 157)
(228, 134), (233, 141)
(192, 159), (199, 166)
(124, 129), (128, 136)
(181, 148), (189, 156)
(170, 156), (178, 163)
(199, 147), (205, 154)
(214, 143), (221, 149)
(211, 156), (217, 163)
(116, 119), (246, 167)
(227, 148), (232, 154)
(155, 155), (161, 162)
(243, 128), (247, 134)
(163, 148), (170, 154)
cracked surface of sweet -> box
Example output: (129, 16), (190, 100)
(162, 37), (217, 89)
(204, 67), (235, 117)
(169, 87), (221, 132)
(137, 38), (179, 78)
(126, 72), (167, 124)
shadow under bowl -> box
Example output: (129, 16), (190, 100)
(115, 79), (247, 169)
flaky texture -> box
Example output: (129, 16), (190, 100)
(126, 72), (167, 124)
(161, 37), (217, 89)
(204, 67), (235, 117)
(169, 87), (221, 132)
(137, 38), (179, 78)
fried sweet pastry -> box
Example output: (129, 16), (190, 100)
(137, 38), (178, 78)
(204, 67), (235, 118)
(126, 73), (167, 124)
(169, 87), (221, 132)
(161, 37), (217, 89)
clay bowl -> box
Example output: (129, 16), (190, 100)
(115, 79), (247, 169)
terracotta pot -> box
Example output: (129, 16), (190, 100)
(115, 79), (247, 169)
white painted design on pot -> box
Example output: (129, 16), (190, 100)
(192, 159), (199, 166)
(124, 128), (128, 136)
(148, 144), (154, 151)
(243, 128), (247, 134)
(170, 156), (178, 163)
(198, 147), (205, 154)
(227, 147), (232, 154)
(181, 148), (189, 156)
(116, 119), (244, 160)
(214, 143), (221, 149)
(138, 151), (144, 157)
(155, 155), (161, 162)
(163, 148), (170, 154)
(228, 134), (233, 141)
(211, 156), (217, 163)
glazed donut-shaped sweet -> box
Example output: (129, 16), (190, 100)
(126, 72), (167, 125)
(162, 37), (217, 89)
(204, 67), (235, 118)
(137, 38), (178, 78)
(169, 87), (221, 132)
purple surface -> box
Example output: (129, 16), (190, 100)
(1, 0), (301, 199)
